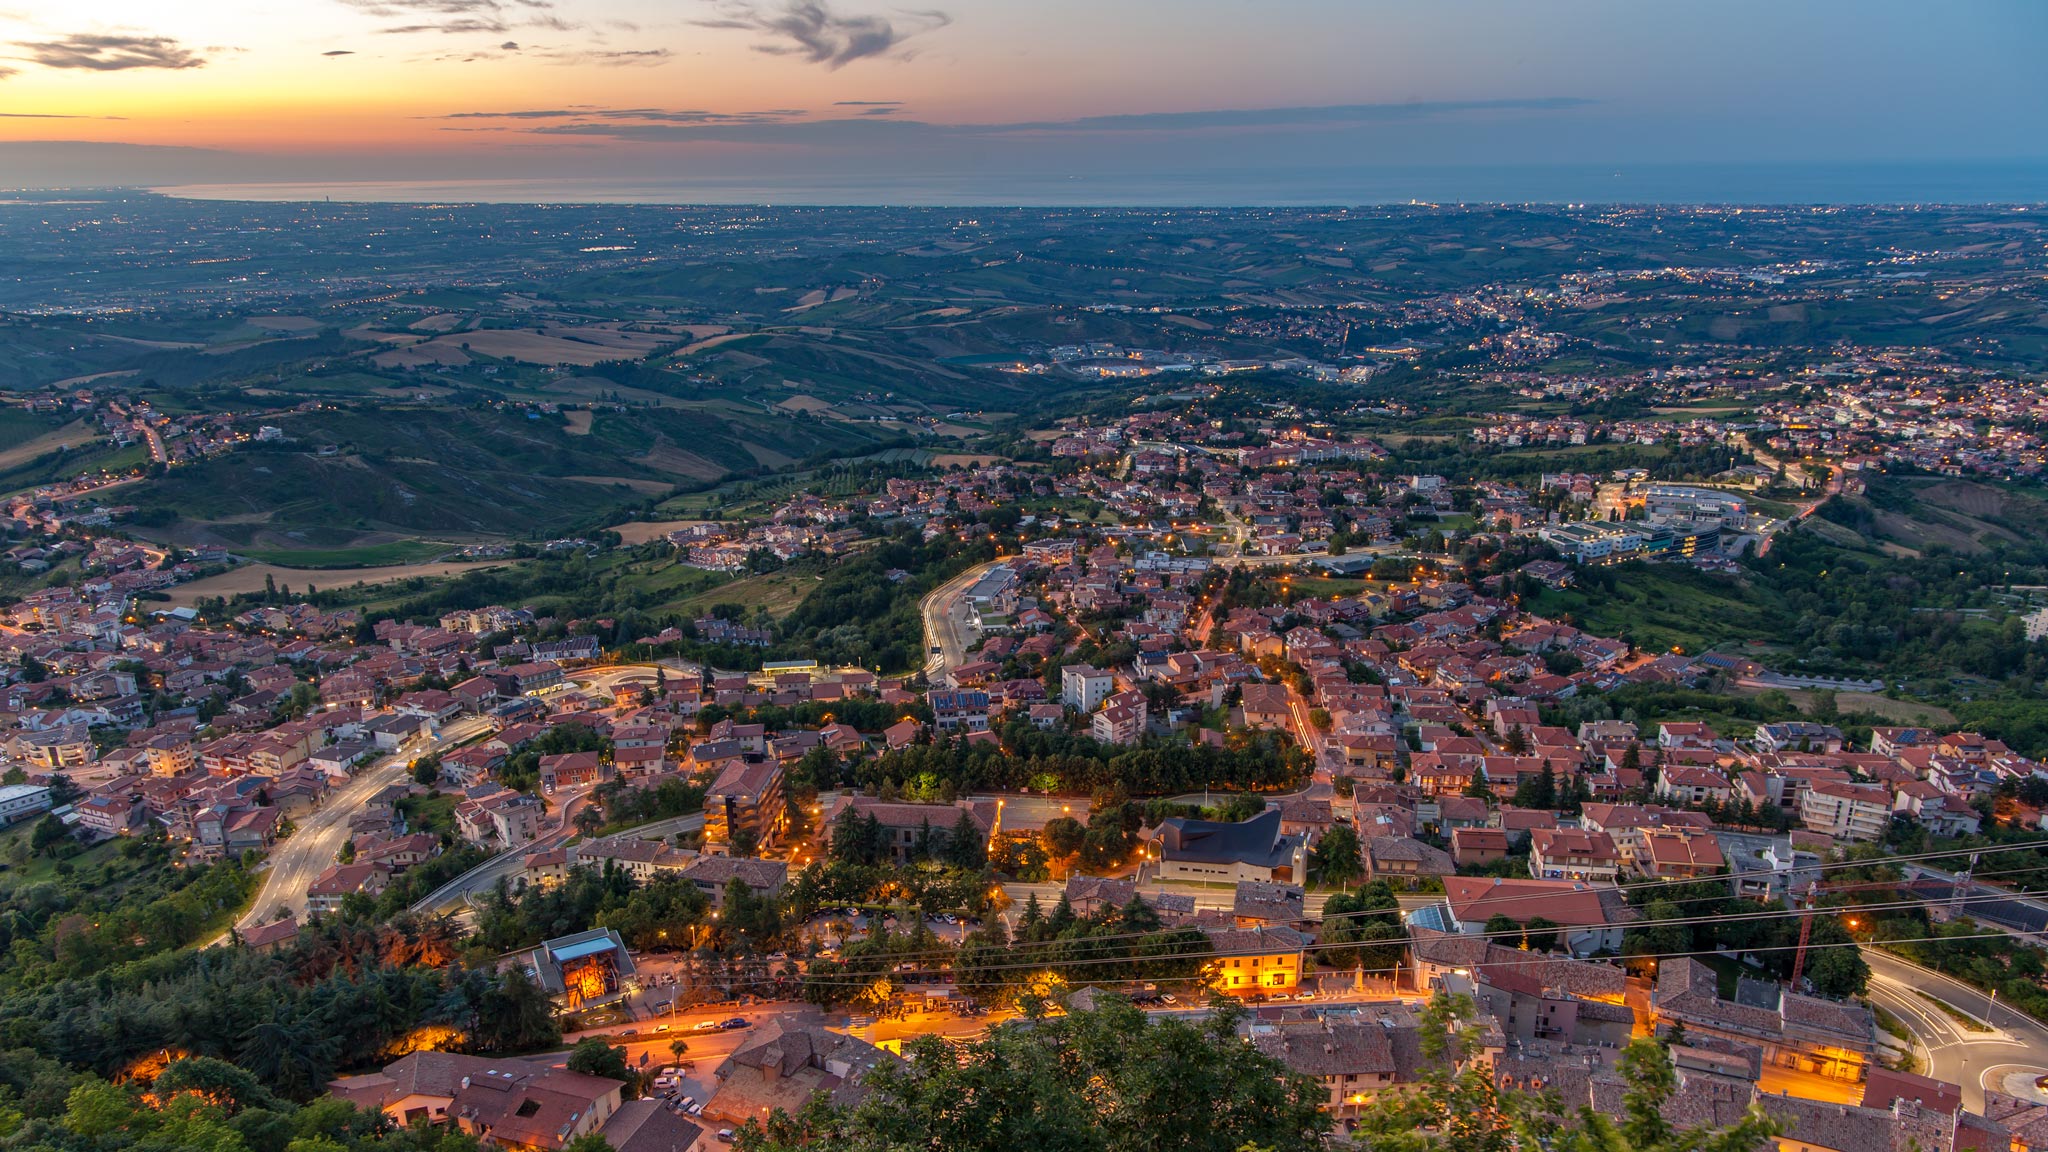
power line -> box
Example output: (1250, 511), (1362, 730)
(749, 838), (2048, 969)
(766, 925), (2033, 990)
(761, 887), (2039, 987)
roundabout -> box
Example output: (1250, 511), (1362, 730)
(1981, 1065), (2048, 1107)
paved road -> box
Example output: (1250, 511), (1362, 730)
(572, 659), (705, 703)
(414, 811), (709, 915)
(1754, 454), (1839, 558)
(234, 715), (492, 932)
(922, 561), (999, 681)
(1285, 686), (1344, 776)
(1862, 947), (2048, 1113)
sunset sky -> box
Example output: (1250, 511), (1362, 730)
(0, 0), (2044, 190)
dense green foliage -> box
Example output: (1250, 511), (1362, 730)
(0, 915), (556, 1111)
(738, 997), (1778, 1152)
(1, 1070), (486, 1152)
(739, 998), (1329, 1152)
(1316, 881), (1406, 973)
(1624, 880), (1868, 999)
(0, 837), (258, 986)
(807, 725), (1309, 798)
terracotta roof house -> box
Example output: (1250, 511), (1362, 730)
(1651, 957), (1874, 1084)
(1365, 835), (1457, 880)
(1233, 880), (1306, 926)
(1415, 876), (1637, 957)
(328, 1050), (689, 1152)
(705, 1021), (898, 1125)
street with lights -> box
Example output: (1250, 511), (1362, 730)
(232, 714), (493, 934)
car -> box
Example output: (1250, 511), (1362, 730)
(722, 1017), (749, 1030)
(653, 1076), (676, 1090)
(1161, 994), (1178, 1005)
(1270, 993), (1292, 1002)
(618, 1028), (637, 1037)
(676, 1096), (696, 1109)
(1296, 992), (1316, 1001)
(716, 1130), (735, 1143)
(688, 1103), (705, 1117)
(693, 1021), (722, 1032)
(655, 1023), (671, 1032)
(931, 646), (944, 655)
(656, 1066), (682, 1078)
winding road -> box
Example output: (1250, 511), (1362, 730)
(922, 561), (1000, 681)
(1862, 947), (2048, 1113)
(233, 716), (493, 933)
(411, 811), (708, 916)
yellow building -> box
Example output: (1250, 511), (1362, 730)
(1203, 925), (1309, 995)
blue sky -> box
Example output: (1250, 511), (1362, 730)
(0, 0), (2042, 191)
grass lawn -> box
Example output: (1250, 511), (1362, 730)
(1872, 1002), (1914, 1046)
(0, 826), (121, 894)
(659, 569), (823, 619)
(1916, 989), (1992, 1032)
(399, 791), (459, 836)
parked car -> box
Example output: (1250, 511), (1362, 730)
(722, 1017), (749, 1030)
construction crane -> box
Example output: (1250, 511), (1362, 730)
(1790, 880), (1820, 986)
(1789, 870), (1930, 986)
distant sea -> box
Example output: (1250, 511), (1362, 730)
(151, 163), (2048, 207)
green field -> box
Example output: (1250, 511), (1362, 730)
(0, 824), (120, 896)
(0, 439), (133, 498)
(658, 568), (825, 619)
(0, 408), (67, 452)
(1530, 566), (1772, 653)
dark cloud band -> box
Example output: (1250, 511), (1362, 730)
(12, 33), (210, 72)
(694, 1), (948, 69)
